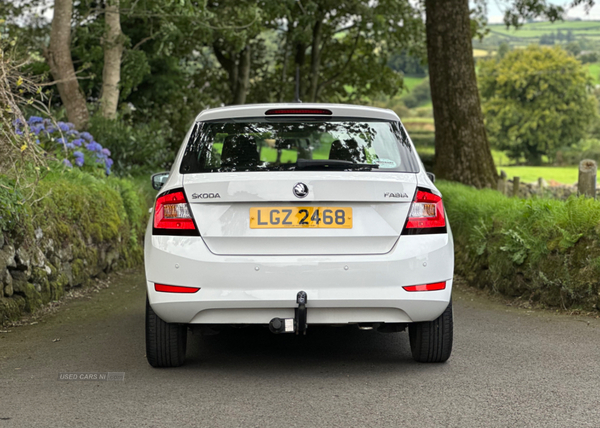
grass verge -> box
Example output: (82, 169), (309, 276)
(439, 180), (600, 311)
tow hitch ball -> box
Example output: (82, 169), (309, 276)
(269, 291), (308, 335)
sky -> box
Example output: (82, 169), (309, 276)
(26, 0), (600, 25)
(486, 0), (600, 23)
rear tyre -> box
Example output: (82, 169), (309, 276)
(409, 301), (453, 363)
(146, 298), (187, 368)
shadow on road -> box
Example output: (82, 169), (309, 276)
(182, 325), (420, 375)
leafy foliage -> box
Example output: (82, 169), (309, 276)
(440, 180), (600, 310)
(479, 45), (597, 165)
(88, 115), (171, 176)
(0, 176), (24, 232)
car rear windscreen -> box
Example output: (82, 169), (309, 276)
(179, 118), (420, 174)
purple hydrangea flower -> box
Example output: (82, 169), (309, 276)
(35, 139), (40, 145)
(66, 130), (79, 138)
(73, 151), (84, 167)
(45, 126), (57, 134)
(65, 142), (75, 149)
(27, 116), (44, 125)
(105, 167), (111, 175)
(57, 122), (70, 132)
(86, 141), (103, 152)
(16, 128), (24, 136)
(56, 137), (67, 145)
(62, 159), (73, 168)
(72, 138), (84, 147)
(31, 124), (45, 135)
(80, 132), (94, 142)
(105, 158), (114, 168)
(66, 122), (75, 130)
(101, 148), (111, 157)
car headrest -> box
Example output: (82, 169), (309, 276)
(221, 135), (260, 170)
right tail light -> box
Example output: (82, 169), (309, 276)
(402, 189), (446, 235)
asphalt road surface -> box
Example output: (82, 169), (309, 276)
(1, 269), (599, 428)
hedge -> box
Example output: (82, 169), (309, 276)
(439, 181), (600, 311)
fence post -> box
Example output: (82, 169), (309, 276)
(578, 159), (597, 198)
(512, 176), (520, 198)
(538, 177), (545, 198)
(497, 170), (507, 195)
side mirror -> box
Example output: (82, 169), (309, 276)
(426, 172), (436, 183)
(151, 172), (169, 191)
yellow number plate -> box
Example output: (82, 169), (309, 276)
(250, 207), (352, 229)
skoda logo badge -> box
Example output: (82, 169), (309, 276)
(293, 182), (309, 198)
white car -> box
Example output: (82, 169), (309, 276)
(145, 103), (454, 367)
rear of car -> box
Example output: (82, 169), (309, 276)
(144, 104), (454, 367)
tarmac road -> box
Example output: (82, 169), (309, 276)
(1, 269), (599, 428)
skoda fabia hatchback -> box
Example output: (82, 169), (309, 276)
(145, 104), (454, 367)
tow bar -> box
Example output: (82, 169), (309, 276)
(269, 291), (308, 335)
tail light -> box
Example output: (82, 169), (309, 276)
(155, 283), (200, 293)
(402, 188), (446, 235)
(403, 281), (446, 292)
(153, 188), (200, 236)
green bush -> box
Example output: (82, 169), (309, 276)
(31, 170), (149, 259)
(402, 78), (431, 109)
(439, 181), (600, 310)
(0, 176), (25, 233)
(89, 115), (172, 176)
(554, 139), (600, 166)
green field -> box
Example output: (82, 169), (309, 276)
(496, 166), (579, 184)
(402, 76), (425, 91)
(488, 20), (600, 40)
(586, 62), (600, 83)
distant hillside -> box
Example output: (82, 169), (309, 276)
(487, 20), (600, 43)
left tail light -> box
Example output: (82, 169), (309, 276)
(153, 188), (200, 236)
(402, 188), (446, 235)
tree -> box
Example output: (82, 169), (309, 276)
(497, 42), (510, 59)
(565, 41), (581, 57)
(423, 0), (595, 188)
(45, 0), (89, 129)
(424, 0), (497, 188)
(278, 0), (424, 104)
(205, 0), (266, 105)
(479, 46), (597, 165)
(99, 0), (123, 119)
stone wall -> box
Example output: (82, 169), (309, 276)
(498, 179), (598, 200)
(0, 174), (147, 325)
(0, 227), (129, 323)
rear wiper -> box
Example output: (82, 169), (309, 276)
(294, 159), (379, 170)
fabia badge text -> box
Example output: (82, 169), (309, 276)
(191, 193), (221, 199)
(384, 192), (408, 198)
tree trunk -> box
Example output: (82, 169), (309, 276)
(294, 42), (306, 100)
(425, 0), (497, 188)
(232, 46), (251, 105)
(99, 0), (123, 119)
(46, 0), (89, 130)
(213, 44), (251, 105)
(308, 19), (323, 102)
(213, 44), (237, 98)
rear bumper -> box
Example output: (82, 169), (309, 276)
(144, 230), (454, 324)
